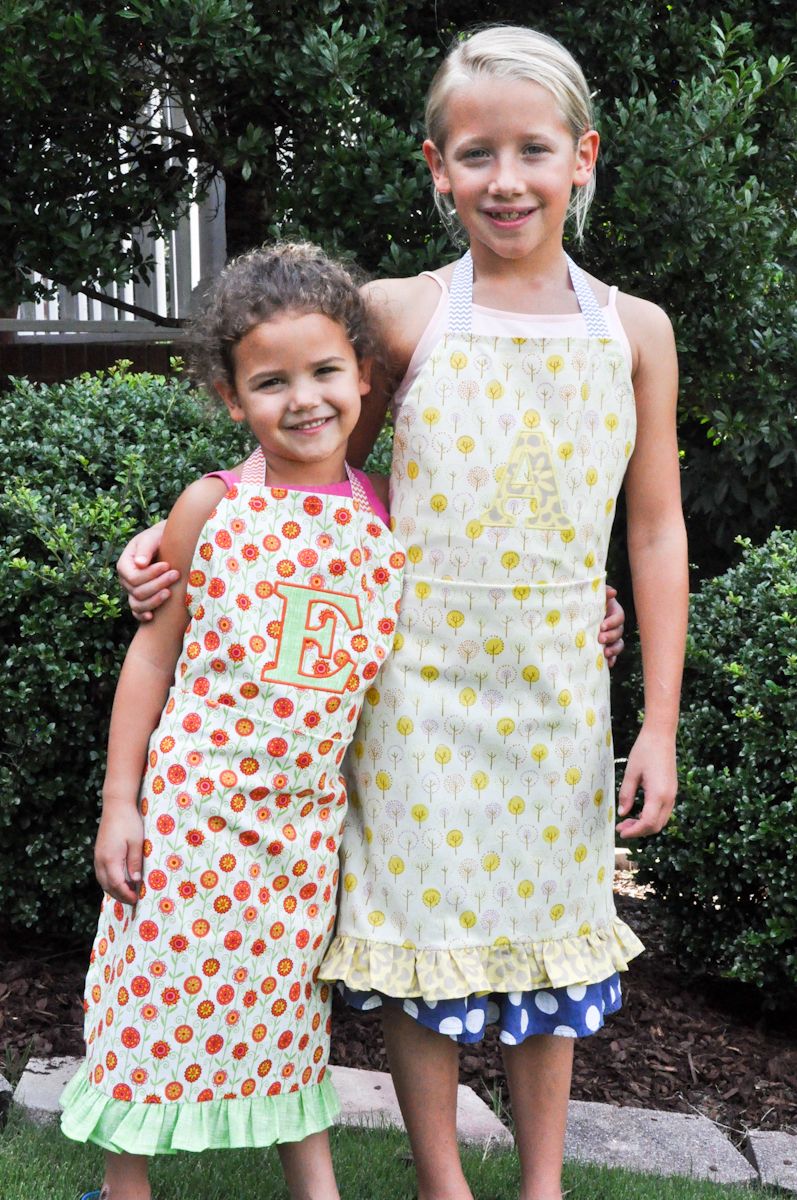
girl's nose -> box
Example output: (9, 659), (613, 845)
(287, 377), (321, 409)
(488, 155), (524, 197)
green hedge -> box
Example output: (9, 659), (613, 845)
(634, 529), (797, 1010)
(0, 365), (252, 931)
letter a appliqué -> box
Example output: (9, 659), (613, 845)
(480, 429), (573, 530)
(261, 583), (363, 694)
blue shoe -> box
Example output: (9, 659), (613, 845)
(79, 1192), (102, 1200)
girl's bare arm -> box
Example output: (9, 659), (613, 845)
(616, 295), (688, 837)
(346, 274), (441, 467)
(97, 478), (226, 902)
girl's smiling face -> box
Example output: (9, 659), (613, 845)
(216, 311), (371, 487)
(423, 77), (599, 264)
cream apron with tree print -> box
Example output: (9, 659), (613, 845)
(323, 253), (644, 1001)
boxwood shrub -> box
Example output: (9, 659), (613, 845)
(0, 364), (254, 933)
(634, 529), (797, 1009)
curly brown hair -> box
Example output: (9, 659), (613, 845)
(189, 242), (380, 395)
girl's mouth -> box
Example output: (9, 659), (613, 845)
(483, 208), (535, 225)
(286, 416), (334, 433)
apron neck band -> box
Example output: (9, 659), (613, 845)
(238, 448), (372, 512)
(448, 250), (610, 338)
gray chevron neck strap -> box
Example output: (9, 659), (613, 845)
(447, 249), (609, 338)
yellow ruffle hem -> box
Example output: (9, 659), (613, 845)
(320, 917), (644, 1001)
(60, 1061), (340, 1155)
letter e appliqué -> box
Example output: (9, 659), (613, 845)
(261, 583), (363, 694)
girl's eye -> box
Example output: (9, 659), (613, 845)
(523, 144), (547, 156)
(257, 377), (282, 389)
(316, 365), (340, 376)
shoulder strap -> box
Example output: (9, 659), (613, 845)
(564, 255), (610, 337)
(240, 447), (266, 484)
(345, 463), (373, 513)
(448, 251), (473, 335)
(203, 469), (240, 489)
(237, 447), (371, 511)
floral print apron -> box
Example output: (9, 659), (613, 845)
(62, 449), (404, 1152)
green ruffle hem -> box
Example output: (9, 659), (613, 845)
(60, 1062), (340, 1155)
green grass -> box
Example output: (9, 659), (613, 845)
(0, 1112), (777, 1200)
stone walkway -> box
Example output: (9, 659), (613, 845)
(4, 1057), (796, 1192)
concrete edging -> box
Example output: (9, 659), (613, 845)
(8, 1056), (796, 1190)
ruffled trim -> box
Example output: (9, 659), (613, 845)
(60, 1062), (339, 1155)
(320, 916), (643, 1001)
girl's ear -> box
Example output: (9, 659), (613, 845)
(358, 357), (373, 397)
(422, 139), (451, 194)
(215, 379), (246, 422)
(573, 129), (600, 187)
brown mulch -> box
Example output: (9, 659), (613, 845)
(1, 874), (795, 1145)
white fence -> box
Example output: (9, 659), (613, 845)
(2, 97), (227, 342)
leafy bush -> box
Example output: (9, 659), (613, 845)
(634, 529), (797, 1009)
(0, 364), (251, 932)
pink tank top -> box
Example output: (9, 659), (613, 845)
(205, 465), (390, 527)
(394, 270), (633, 412)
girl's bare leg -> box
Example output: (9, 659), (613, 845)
(277, 1129), (340, 1200)
(501, 1034), (574, 1200)
(380, 1004), (473, 1200)
(103, 1151), (151, 1200)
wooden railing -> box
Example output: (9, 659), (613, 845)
(2, 102), (226, 343)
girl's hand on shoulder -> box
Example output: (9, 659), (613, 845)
(616, 725), (677, 838)
(130, 476), (228, 658)
(94, 806), (145, 905)
(117, 520), (178, 622)
(600, 585), (625, 668)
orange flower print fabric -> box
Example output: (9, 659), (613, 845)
(75, 454), (404, 1146)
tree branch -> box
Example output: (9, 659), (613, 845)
(125, 120), (197, 148)
(145, 49), (213, 145)
(58, 283), (186, 328)
(127, 118), (225, 174)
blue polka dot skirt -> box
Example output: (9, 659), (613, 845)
(340, 973), (622, 1044)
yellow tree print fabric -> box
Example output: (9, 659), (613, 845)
(323, 299), (643, 1000)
